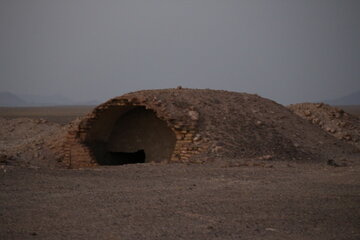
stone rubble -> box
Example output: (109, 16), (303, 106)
(288, 103), (360, 150)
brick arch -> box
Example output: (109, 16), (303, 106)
(88, 106), (177, 164)
(64, 97), (201, 168)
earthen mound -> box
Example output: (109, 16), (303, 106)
(62, 89), (357, 168)
(288, 103), (360, 150)
(0, 117), (66, 167)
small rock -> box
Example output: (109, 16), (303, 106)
(211, 146), (223, 153)
(260, 155), (272, 160)
(327, 159), (346, 167)
(188, 110), (199, 121)
(0, 154), (9, 165)
(315, 103), (323, 108)
(265, 228), (278, 232)
(327, 159), (337, 166)
(155, 100), (162, 106)
(340, 122), (347, 127)
(193, 134), (201, 142)
(343, 134), (352, 141)
(312, 118), (320, 124)
(304, 110), (312, 116)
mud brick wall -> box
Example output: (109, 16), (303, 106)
(59, 88), (359, 168)
(64, 94), (206, 168)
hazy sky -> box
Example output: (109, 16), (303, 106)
(1, 0), (359, 104)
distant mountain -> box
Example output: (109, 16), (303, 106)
(0, 92), (27, 106)
(77, 100), (101, 106)
(18, 93), (74, 106)
(0, 92), (100, 106)
(325, 91), (360, 105)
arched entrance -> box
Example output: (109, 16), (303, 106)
(86, 106), (176, 165)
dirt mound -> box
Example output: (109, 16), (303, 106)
(0, 117), (75, 168)
(288, 103), (360, 150)
(65, 89), (358, 168)
(2, 89), (359, 168)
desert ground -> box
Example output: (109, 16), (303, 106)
(1, 105), (360, 240)
(0, 106), (94, 124)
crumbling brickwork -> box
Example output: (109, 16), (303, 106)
(63, 88), (358, 169)
(64, 93), (205, 168)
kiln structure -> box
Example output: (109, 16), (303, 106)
(63, 89), (357, 168)
(64, 90), (202, 168)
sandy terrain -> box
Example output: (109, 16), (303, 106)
(1, 161), (360, 240)
(1, 103), (360, 239)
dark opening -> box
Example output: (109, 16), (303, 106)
(103, 149), (146, 165)
(86, 106), (176, 165)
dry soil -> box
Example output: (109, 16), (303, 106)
(1, 161), (360, 240)
(1, 104), (359, 240)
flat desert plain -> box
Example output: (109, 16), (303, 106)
(1, 106), (360, 240)
(0, 106), (94, 124)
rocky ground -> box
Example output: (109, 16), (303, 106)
(289, 103), (360, 150)
(1, 161), (360, 240)
(0, 117), (64, 168)
(0, 98), (360, 239)
(0, 117), (76, 168)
